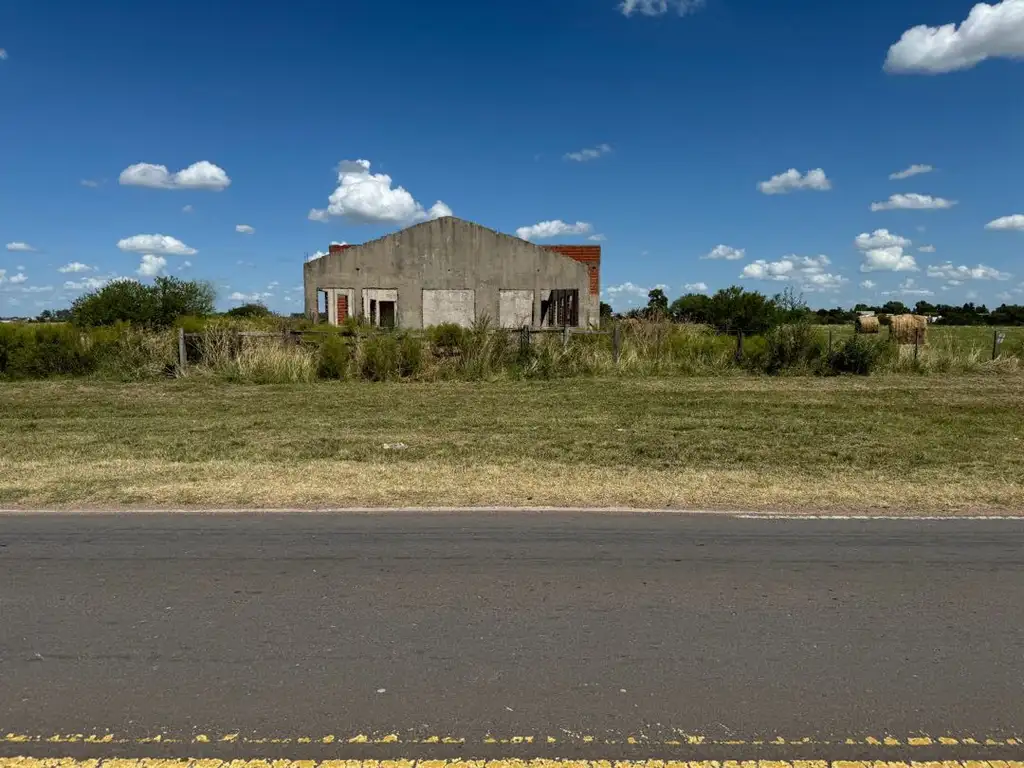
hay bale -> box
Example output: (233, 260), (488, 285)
(855, 315), (880, 334)
(889, 314), (928, 345)
(878, 313), (891, 326)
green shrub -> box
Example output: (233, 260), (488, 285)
(360, 334), (401, 381)
(398, 334), (424, 378)
(225, 303), (272, 319)
(0, 324), (97, 378)
(762, 321), (824, 374)
(317, 335), (351, 380)
(427, 322), (467, 352)
(829, 335), (887, 375)
(71, 276), (215, 329)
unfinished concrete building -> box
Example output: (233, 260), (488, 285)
(303, 217), (600, 329)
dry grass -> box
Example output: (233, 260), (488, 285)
(1, 376), (1023, 513)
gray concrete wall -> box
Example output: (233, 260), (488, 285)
(303, 217), (598, 329)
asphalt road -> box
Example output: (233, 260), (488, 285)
(2, 511), (1024, 761)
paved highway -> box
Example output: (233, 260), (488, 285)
(2, 511), (1023, 764)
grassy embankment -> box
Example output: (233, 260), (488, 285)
(1, 376), (1022, 513)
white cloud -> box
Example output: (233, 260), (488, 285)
(80, 179), (100, 188)
(6, 242), (36, 252)
(235, 224), (255, 235)
(229, 291), (272, 302)
(997, 292), (1014, 302)
(64, 276), (115, 291)
(870, 193), (957, 211)
(119, 161), (231, 191)
(58, 262), (94, 273)
(604, 282), (650, 299)
(890, 164), (934, 180)
(619, 0), (706, 16)
(883, 278), (934, 297)
(684, 282), (709, 292)
(860, 246), (918, 272)
(985, 214), (1024, 230)
(803, 271), (849, 292)
(309, 159), (451, 225)
(926, 262), (1012, 280)
(182, 204), (194, 213)
(8, 273), (27, 284)
(884, 0), (1024, 74)
(0, 49), (8, 60)
(136, 254), (167, 277)
(861, 280), (877, 289)
(742, 258), (795, 281)
(180, 260), (192, 271)
(918, 244), (936, 253)
(15, 285), (54, 293)
(516, 220), (593, 240)
(854, 229), (912, 250)
(702, 244), (745, 260)
(307, 250), (328, 262)
(758, 168), (831, 195)
(564, 144), (612, 162)
(588, 234), (607, 241)
(117, 234), (196, 256)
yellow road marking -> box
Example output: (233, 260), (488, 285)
(4, 762), (1024, 768)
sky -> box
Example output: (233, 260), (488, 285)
(2, 0), (1024, 315)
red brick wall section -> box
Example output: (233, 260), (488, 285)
(337, 294), (349, 322)
(328, 243), (352, 255)
(541, 245), (601, 296)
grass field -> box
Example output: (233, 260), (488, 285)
(2, 376), (1023, 513)
(817, 323), (1024, 350)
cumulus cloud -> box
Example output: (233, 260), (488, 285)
(684, 282), (709, 292)
(182, 204), (194, 213)
(854, 229), (912, 250)
(871, 193), (957, 211)
(14, 285), (54, 293)
(604, 282), (651, 302)
(588, 234), (607, 241)
(57, 262), (93, 274)
(308, 159), (452, 225)
(117, 234), (197, 256)
(861, 280), (877, 289)
(884, 0), (1024, 74)
(8, 272), (28, 284)
(64, 276), (117, 291)
(758, 168), (831, 195)
(564, 144), (612, 162)
(6, 242), (36, 252)
(235, 224), (255, 235)
(926, 262), (1012, 280)
(119, 161), (231, 191)
(985, 214), (1024, 230)
(516, 220), (593, 240)
(619, 0), (706, 16)
(883, 278), (934, 297)
(890, 164), (934, 180)
(860, 247), (918, 272)
(702, 244), (745, 260)
(0, 49), (8, 60)
(136, 254), (167, 277)
(918, 245), (937, 253)
(741, 258), (795, 281)
(741, 255), (845, 291)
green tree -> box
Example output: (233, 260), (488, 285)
(881, 300), (910, 315)
(646, 288), (669, 318)
(226, 302), (273, 319)
(599, 301), (613, 321)
(70, 277), (215, 328)
(706, 286), (777, 334)
(669, 293), (712, 324)
(773, 286), (810, 324)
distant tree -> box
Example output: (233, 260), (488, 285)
(669, 293), (712, 324)
(599, 301), (613, 321)
(70, 277), (215, 328)
(226, 302), (272, 319)
(706, 286), (777, 334)
(881, 300), (910, 316)
(914, 300), (938, 316)
(773, 286), (811, 324)
(645, 288), (669, 319)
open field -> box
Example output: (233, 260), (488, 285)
(817, 323), (1024, 350)
(2, 376), (1023, 512)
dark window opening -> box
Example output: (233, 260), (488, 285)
(541, 289), (579, 327)
(369, 299), (378, 326)
(378, 300), (396, 328)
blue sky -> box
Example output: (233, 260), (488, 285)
(2, 0), (1023, 314)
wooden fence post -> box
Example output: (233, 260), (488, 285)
(735, 330), (744, 362)
(562, 324), (570, 349)
(993, 329), (1000, 360)
(612, 323), (621, 366)
(520, 325), (531, 358)
(177, 327), (187, 371)
(914, 329), (921, 361)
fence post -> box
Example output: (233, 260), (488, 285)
(177, 327), (187, 371)
(520, 325), (531, 358)
(612, 323), (621, 366)
(993, 329), (1000, 360)
(914, 329), (920, 361)
(735, 330), (744, 362)
(562, 324), (570, 349)
(828, 328), (833, 356)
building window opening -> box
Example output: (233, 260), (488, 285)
(541, 289), (579, 327)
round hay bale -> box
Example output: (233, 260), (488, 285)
(878, 313), (891, 326)
(855, 315), (880, 334)
(889, 314), (928, 345)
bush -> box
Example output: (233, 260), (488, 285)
(762, 321), (824, 374)
(360, 334), (401, 381)
(317, 335), (351, 380)
(0, 324), (97, 378)
(427, 323), (466, 352)
(829, 335), (887, 375)
(398, 334), (424, 378)
(71, 276), (215, 329)
(225, 303), (272, 319)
